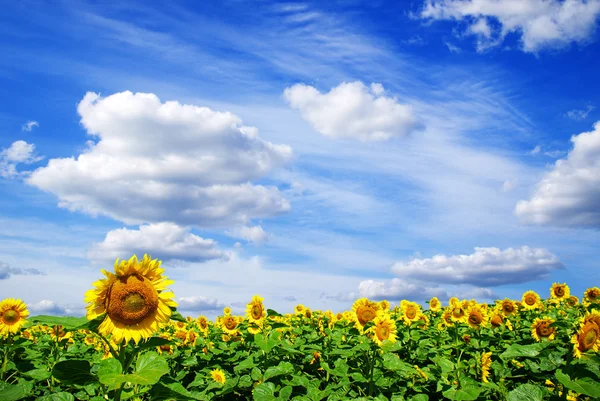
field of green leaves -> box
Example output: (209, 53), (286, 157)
(0, 255), (599, 400)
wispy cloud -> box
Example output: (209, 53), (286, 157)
(566, 105), (595, 121)
(21, 120), (39, 132)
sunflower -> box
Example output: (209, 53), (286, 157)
(246, 295), (266, 323)
(352, 298), (381, 331)
(429, 297), (441, 312)
(584, 287), (600, 304)
(223, 306), (232, 316)
(196, 315), (209, 334)
(84, 254), (177, 344)
(414, 365), (428, 381)
(466, 304), (489, 329)
(210, 368), (226, 384)
(220, 315), (243, 335)
(379, 300), (391, 311)
(550, 283), (570, 301)
(400, 300), (421, 325)
(583, 311), (600, 328)
(481, 352), (492, 383)
(571, 321), (600, 359)
(449, 301), (468, 323)
(490, 314), (503, 328)
(521, 291), (542, 310)
(0, 298), (29, 337)
(499, 299), (518, 316)
(367, 313), (397, 347)
(531, 318), (556, 342)
(294, 304), (305, 315)
(566, 296), (579, 307)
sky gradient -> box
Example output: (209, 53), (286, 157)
(1, 0), (599, 318)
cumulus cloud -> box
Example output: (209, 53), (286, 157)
(28, 300), (67, 315)
(27, 91), (293, 227)
(0, 140), (44, 179)
(177, 296), (225, 312)
(21, 121), (39, 132)
(0, 261), (45, 279)
(516, 121), (600, 228)
(357, 278), (448, 301)
(225, 225), (269, 244)
(566, 105), (595, 121)
(88, 222), (230, 264)
(283, 81), (420, 141)
(391, 246), (564, 286)
(421, 0), (600, 53)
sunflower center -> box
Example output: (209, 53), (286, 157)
(224, 316), (238, 330)
(582, 323), (599, 349)
(491, 315), (503, 327)
(536, 322), (554, 338)
(431, 300), (439, 308)
(357, 306), (377, 325)
(106, 275), (159, 326)
(554, 287), (565, 297)
(377, 325), (390, 340)
(452, 307), (464, 319)
(406, 306), (417, 320)
(469, 312), (482, 325)
(251, 305), (263, 320)
(2, 309), (20, 325)
(502, 303), (514, 313)
(589, 290), (599, 300)
(525, 295), (536, 305)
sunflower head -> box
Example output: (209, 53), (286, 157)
(352, 298), (381, 329)
(466, 305), (488, 329)
(531, 318), (556, 342)
(566, 296), (579, 307)
(499, 299), (517, 316)
(210, 368), (226, 384)
(400, 300), (421, 324)
(550, 283), (570, 300)
(0, 298), (29, 337)
(220, 315), (242, 335)
(379, 300), (391, 311)
(367, 313), (397, 347)
(294, 304), (305, 315)
(522, 291), (542, 310)
(246, 295), (266, 323)
(571, 321), (600, 358)
(84, 254), (177, 344)
(429, 297), (441, 312)
(481, 352), (492, 383)
(584, 287), (600, 304)
(223, 306), (232, 316)
(490, 314), (503, 328)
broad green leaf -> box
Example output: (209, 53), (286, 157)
(500, 343), (551, 359)
(135, 337), (172, 353)
(97, 358), (125, 388)
(433, 357), (454, 375)
(253, 382), (276, 401)
(126, 352), (170, 386)
(556, 369), (600, 398)
(24, 368), (51, 381)
(36, 392), (76, 401)
(267, 309), (282, 317)
(383, 353), (417, 375)
(410, 395), (429, 401)
(169, 307), (187, 323)
(149, 381), (204, 400)
(442, 386), (482, 401)
(0, 381), (33, 401)
(278, 385), (293, 401)
(52, 359), (96, 385)
(234, 357), (256, 373)
(263, 361), (294, 381)
(507, 383), (544, 401)
(27, 315), (88, 329)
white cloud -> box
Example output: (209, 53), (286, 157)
(283, 81), (421, 141)
(357, 278), (448, 301)
(177, 296), (225, 312)
(225, 225), (269, 244)
(21, 121), (40, 132)
(530, 145), (542, 155)
(421, 0), (600, 53)
(516, 121), (600, 228)
(566, 105), (595, 121)
(28, 300), (67, 315)
(0, 140), (44, 179)
(0, 261), (45, 280)
(391, 246), (563, 286)
(88, 222), (230, 264)
(26, 91), (293, 227)
(445, 41), (462, 53)
(502, 179), (518, 192)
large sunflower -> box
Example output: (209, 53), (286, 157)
(429, 297), (441, 312)
(499, 299), (518, 316)
(400, 300), (421, 325)
(352, 298), (381, 331)
(0, 298), (29, 337)
(571, 321), (600, 359)
(521, 291), (542, 310)
(246, 295), (266, 334)
(531, 318), (556, 342)
(550, 283), (570, 301)
(466, 304), (489, 329)
(84, 254), (177, 344)
(220, 315), (243, 335)
(367, 313), (397, 347)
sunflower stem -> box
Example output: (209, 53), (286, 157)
(1, 337), (12, 381)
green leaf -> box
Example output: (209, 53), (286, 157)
(97, 358), (124, 388)
(267, 309), (282, 317)
(278, 385), (293, 401)
(52, 359), (96, 385)
(36, 392), (76, 401)
(126, 352), (170, 386)
(0, 381), (33, 401)
(409, 395), (429, 401)
(251, 367), (263, 381)
(263, 361), (294, 381)
(500, 343), (551, 359)
(72, 315), (106, 332)
(27, 315), (88, 329)
(442, 386), (482, 401)
(24, 368), (51, 381)
(507, 383), (544, 401)
(383, 353), (417, 375)
(556, 369), (600, 398)
(234, 357), (256, 373)
(433, 356), (454, 375)
(253, 382), (276, 401)
(149, 381), (204, 400)
(135, 337), (172, 353)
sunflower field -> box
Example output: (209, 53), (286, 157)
(1, 255), (599, 400)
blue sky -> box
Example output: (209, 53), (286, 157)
(1, 0), (599, 318)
